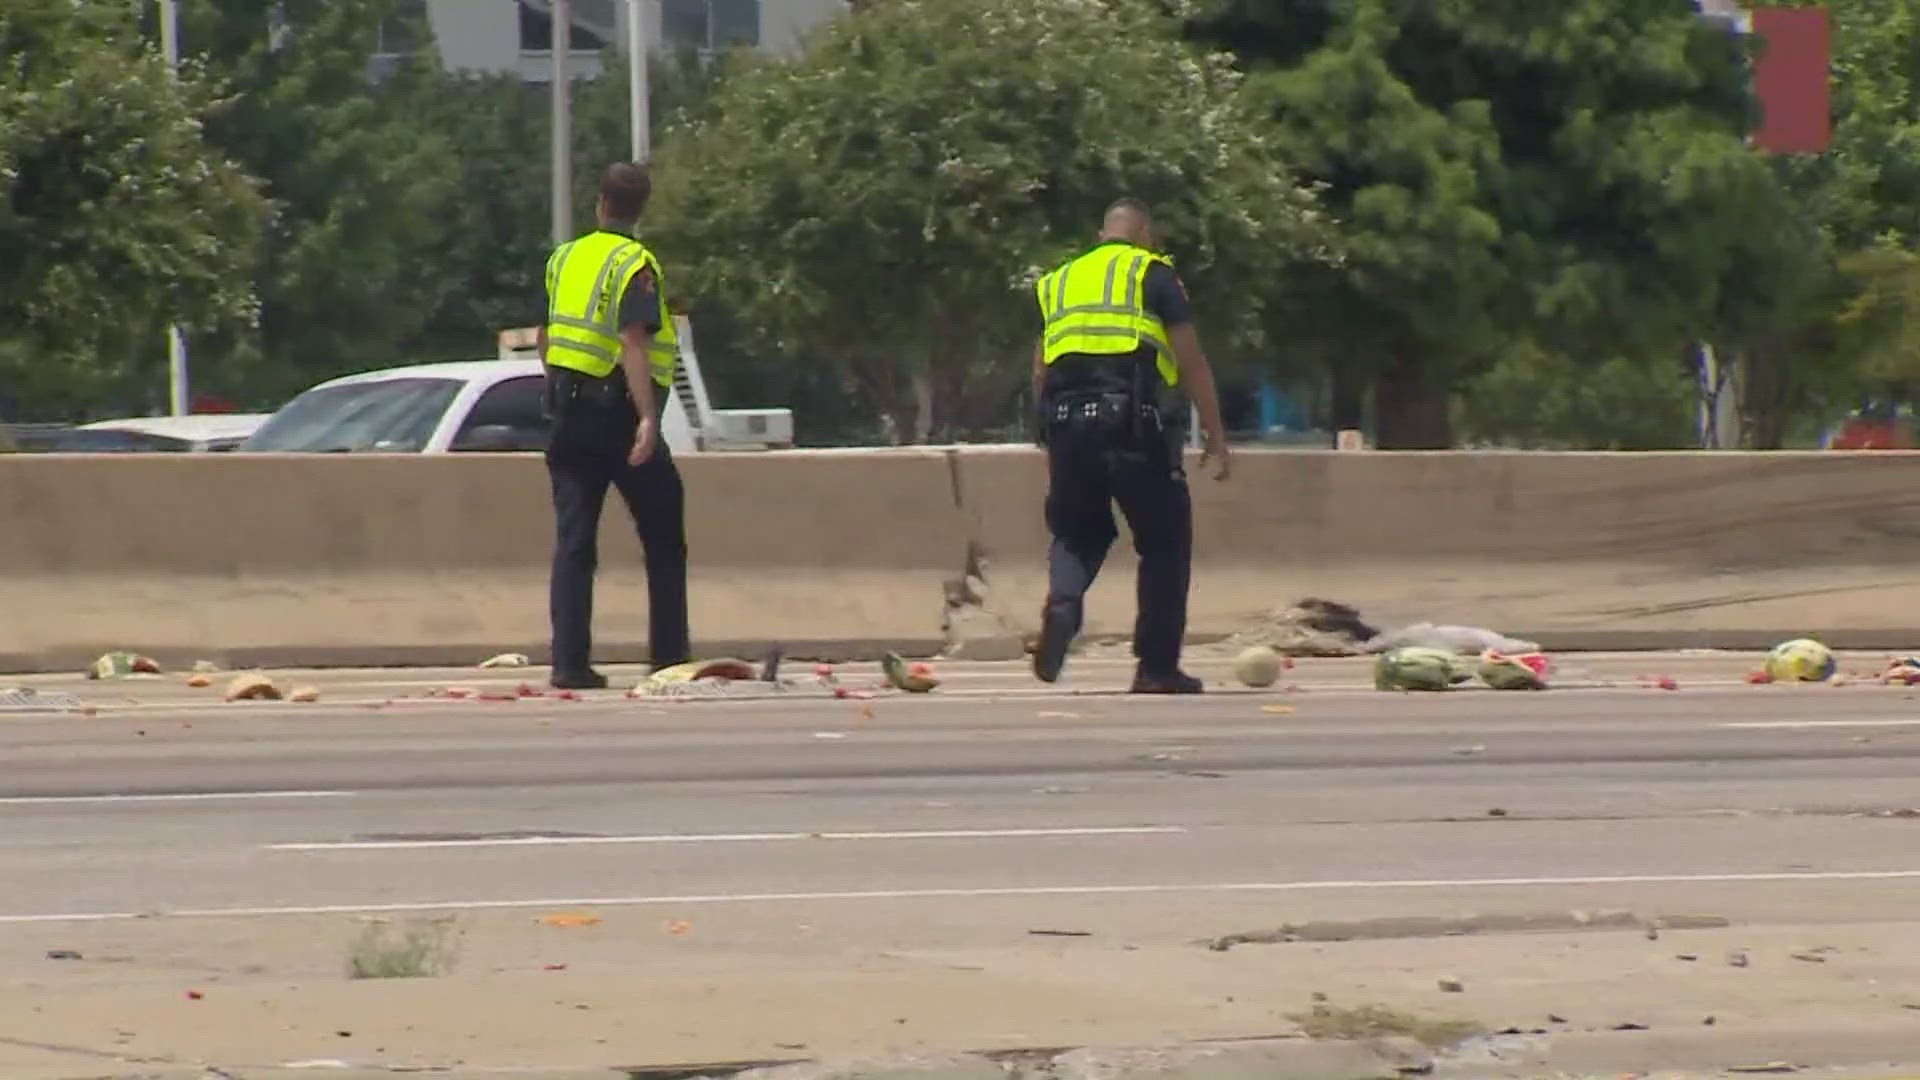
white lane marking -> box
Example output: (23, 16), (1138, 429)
(0, 791), (354, 806)
(5, 868), (1920, 925)
(1721, 719), (1920, 730)
(270, 825), (1187, 852)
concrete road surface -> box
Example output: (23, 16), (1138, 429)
(3, 653), (1920, 1077)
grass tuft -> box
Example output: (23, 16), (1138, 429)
(1287, 1001), (1481, 1049)
(346, 916), (461, 979)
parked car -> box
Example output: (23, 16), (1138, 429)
(30, 414), (270, 453)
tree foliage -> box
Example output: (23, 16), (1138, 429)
(1192, 0), (1818, 447)
(0, 0), (266, 416)
(647, 0), (1332, 442)
(172, 0), (467, 402)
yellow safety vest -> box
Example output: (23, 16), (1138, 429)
(543, 230), (679, 387)
(1035, 243), (1178, 388)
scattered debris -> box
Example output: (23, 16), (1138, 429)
(1037, 710), (1081, 719)
(1612, 1022), (1648, 1031)
(1727, 1064), (1799, 1075)
(1704, 1015), (1717, 1026)
(191, 660), (220, 673)
(478, 653), (530, 669)
(185, 990), (204, 1000)
(1374, 648), (1471, 691)
(1765, 639), (1836, 683)
(0, 688), (86, 714)
(537, 912), (602, 929)
(1487, 807), (1507, 817)
(1547, 1013), (1568, 1024)
(1260, 704), (1296, 715)
(346, 917), (460, 979)
(1437, 977), (1465, 993)
(288, 686), (321, 704)
(88, 652), (161, 680)
(223, 673), (282, 702)
(1746, 669), (1775, 684)
(1728, 950), (1751, 968)
(1233, 645), (1285, 688)
(1478, 650), (1551, 690)
(813, 731), (848, 740)
(1229, 598), (1379, 656)
(1653, 676), (1680, 691)
(1367, 622), (1539, 656)
(1676, 953), (1699, 962)
(45, 949), (81, 960)
(185, 673), (213, 688)
(1881, 656), (1920, 686)
(1028, 929), (1092, 938)
(881, 652), (939, 693)
(543, 963), (567, 971)
(666, 920), (692, 936)
(1451, 744), (1487, 757)
(1789, 951), (1828, 964)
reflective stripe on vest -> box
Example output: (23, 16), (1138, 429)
(543, 230), (680, 387)
(1035, 244), (1177, 388)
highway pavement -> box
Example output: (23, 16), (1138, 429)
(2, 653), (1919, 918)
(3, 653), (1920, 1075)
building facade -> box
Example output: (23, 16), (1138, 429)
(393, 0), (849, 81)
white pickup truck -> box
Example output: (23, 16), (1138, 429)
(239, 319), (794, 455)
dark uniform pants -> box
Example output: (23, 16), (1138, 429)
(1042, 417), (1192, 676)
(545, 403), (690, 672)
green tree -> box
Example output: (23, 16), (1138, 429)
(646, 0), (1331, 443)
(1192, 0), (1815, 449)
(1456, 345), (1699, 450)
(170, 0), (463, 404)
(0, 0), (266, 418)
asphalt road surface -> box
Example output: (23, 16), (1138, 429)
(3, 654), (1919, 922)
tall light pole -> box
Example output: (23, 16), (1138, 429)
(627, 0), (651, 162)
(551, 0), (573, 244)
(160, 0), (190, 416)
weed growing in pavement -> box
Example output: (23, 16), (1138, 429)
(346, 916), (462, 979)
(1287, 1001), (1481, 1048)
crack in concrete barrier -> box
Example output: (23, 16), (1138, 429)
(941, 449), (1026, 662)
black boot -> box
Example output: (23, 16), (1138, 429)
(1130, 668), (1204, 695)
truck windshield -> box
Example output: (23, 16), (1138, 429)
(242, 378), (461, 453)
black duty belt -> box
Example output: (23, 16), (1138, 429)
(546, 367), (630, 414)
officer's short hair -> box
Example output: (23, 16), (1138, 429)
(1107, 197), (1152, 220)
(600, 163), (652, 223)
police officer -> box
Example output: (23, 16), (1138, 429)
(538, 162), (690, 690)
(1030, 198), (1230, 694)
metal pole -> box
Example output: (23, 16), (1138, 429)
(627, 0), (651, 162)
(160, 0), (189, 416)
(551, 0), (573, 244)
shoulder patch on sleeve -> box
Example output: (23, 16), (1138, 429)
(1170, 273), (1189, 300)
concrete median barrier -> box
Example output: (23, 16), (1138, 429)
(952, 448), (1920, 652)
(5, 449), (1920, 674)
(0, 451), (968, 674)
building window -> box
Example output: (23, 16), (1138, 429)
(662, 0), (760, 52)
(518, 0), (611, 51)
